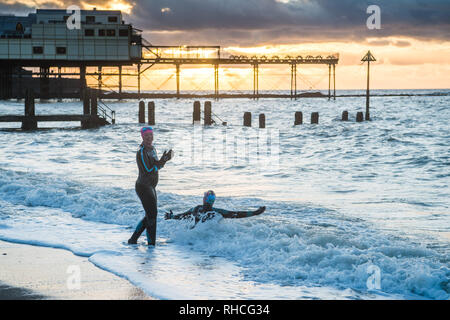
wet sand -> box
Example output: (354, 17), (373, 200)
(0, 240), (153, 300)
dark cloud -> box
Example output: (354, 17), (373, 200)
(130, 0), (450, 44)
(0, 2), (40, 15)
(1, 0), (449, 45)
(0, 1), (112, 15)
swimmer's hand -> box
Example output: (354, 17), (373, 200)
(161, 149), (174, 163)
(167, 149), (174, 161)
(165, 210), (173, 220)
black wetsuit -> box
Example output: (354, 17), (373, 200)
(167, 205), (265, 228)
(129, 143), (167, 245)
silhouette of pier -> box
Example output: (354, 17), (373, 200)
(0, 9), (339, 100)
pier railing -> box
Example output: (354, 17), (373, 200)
(98, 99), (116, 124)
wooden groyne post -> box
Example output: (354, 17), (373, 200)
(342, 111), (349, 121)
(138, 101), (145, 123)
(148, 101), (155, 125)
(294, 111), (303, 125)
(259, 114), (265, 128)
(243, 112), (252, 127)
(356, 112), (364, 122)
(193, 101), (201, 124)
(204, 101), (213, 126)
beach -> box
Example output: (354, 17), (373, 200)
(0, 240), (151, 300)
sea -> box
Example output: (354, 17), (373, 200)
(0, 89), (449, 299)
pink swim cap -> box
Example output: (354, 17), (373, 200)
(140, 126), (153, 138)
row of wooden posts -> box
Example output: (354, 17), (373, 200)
(137, 100), (368, 128)
(138, 101), (156, 125)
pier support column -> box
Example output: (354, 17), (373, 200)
(22, 89), (37, 130)
(83, 89), (90, 115)
(214, 64), (219, 100)
(253, 64), (259, 100)
(17, 67), (23, 100)
(80, 65), (86, 101)
(0, 64), (12, 100)
(328, 64), (331, 100)
(57, 66), (62, 102)
(81, 89), (91, 129)
(40, 66), (50, 101)
(98, 66), (102, 94)
(333, 64), (336, 100)
(137, 63), (141, 97)
(176, 64), (180, 99)
(90, 91), (98, 117)
(294, 64), (297, 99)
(290, 64), (297, 100)
(118, 65), (122, 99)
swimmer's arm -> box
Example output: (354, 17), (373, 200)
(213, 206), (266, 219)
(165, 207), (196, 220)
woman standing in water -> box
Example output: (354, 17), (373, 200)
(128, 126), (173, 246)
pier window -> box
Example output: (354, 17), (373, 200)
(85, 29), (94, 36)
(107, 29), (116, 37)
(99, 29), (105, 36)
(56, 47), (66, 55)
(16, 22), (24, 33)
(86, 16), (96, 24)
(33, 46), (43, 54)
(108, 16), (118, 23)
(119, 29), (129, 37)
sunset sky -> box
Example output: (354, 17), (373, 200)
(1, 0), (449, 90)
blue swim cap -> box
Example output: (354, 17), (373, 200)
(203, 190), (216, 206)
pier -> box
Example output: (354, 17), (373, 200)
(0, 9), (339, 101)
(136, 46), (338, 100)
(0, 89), (115, 130)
